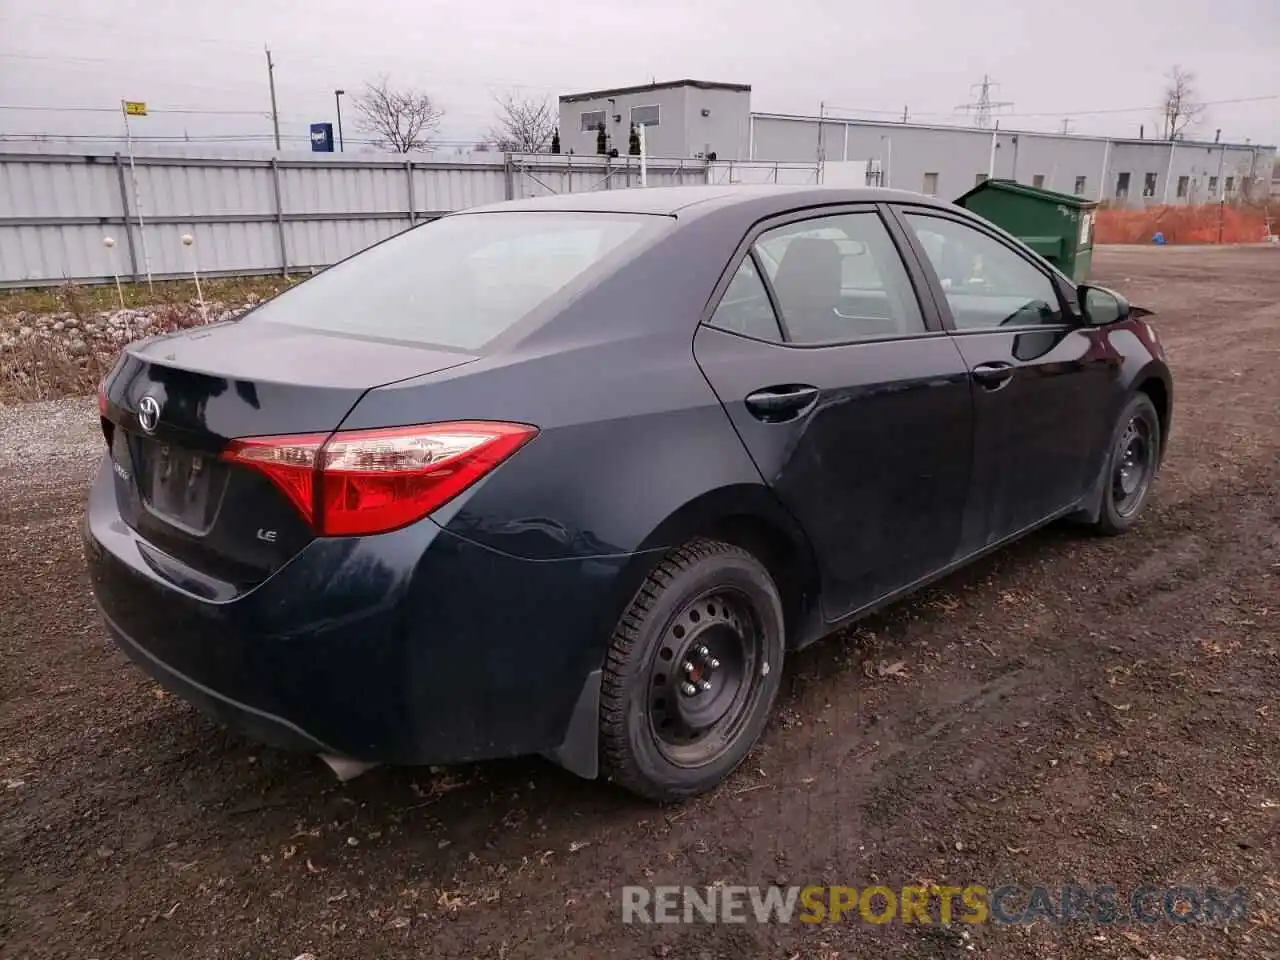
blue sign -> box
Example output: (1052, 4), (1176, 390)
(310, 123), (334, 152)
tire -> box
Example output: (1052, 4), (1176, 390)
(599, 538), (786, 802)
(1091, 393), (1162, 536)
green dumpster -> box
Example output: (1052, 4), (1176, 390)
(953, 179), (1097, 282)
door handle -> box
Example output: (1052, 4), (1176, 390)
(744, 384), (820, 422)
(971, 362), (1015, 391)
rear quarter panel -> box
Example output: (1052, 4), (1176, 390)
(343, 330), (767, 560)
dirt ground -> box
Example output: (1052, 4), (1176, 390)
(2, 245), (1278, 959)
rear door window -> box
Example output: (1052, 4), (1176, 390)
(247, 212), (660, 350)
(707, 255), (784, 341)
(752, 213), (927, 343)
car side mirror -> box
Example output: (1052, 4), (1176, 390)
(1078, 285), (1131, 326)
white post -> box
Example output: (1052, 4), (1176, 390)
(987, 123), (999, 179)
(181, 233), (208, 323)
(1098, 139), (1112, 202)
(842, 123), (849, 162)
(639, 123), (647, 187)
(120, 101), (153, 291)
(1162, 140), (1176, 204)
(885, 137), (893, 188)
(102, 236), (125, 310)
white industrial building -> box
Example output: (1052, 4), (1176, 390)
(559, 80), (1276, 207)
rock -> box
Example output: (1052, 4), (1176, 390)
(18, 326), (33, 337)
(68, 340), (88, 355)
(64, 318), (79, 329)
(52, 321), (65, 332)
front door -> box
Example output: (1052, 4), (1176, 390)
(894, 208), (1119, 547)
(693, 206), (974, 622)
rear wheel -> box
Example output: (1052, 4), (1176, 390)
(1092, 393), (1161, 535)
(599, 539), (785, 802)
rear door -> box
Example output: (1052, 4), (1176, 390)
(891, 206), (1120, 546)
(693, 205), (974, 623)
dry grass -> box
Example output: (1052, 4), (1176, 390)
(0, 304), (225, 405)
(0, 275), (299, 318)
(0, 338), (113, 405)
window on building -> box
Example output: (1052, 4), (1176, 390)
(1208, 176), (1219, 196)
(1032, 174), (1045, 188)
(922, 172), (939, 196)
(903, 214), (1063, 331)
(579, 110), (605, 133)
(1142, 173), (1157, 197)
(1241, 176), (1253, 198)
(629, 104), (660, 127)
(975, 173), (988, 186)
(1116, 172), (1130, 199)
(1074, 176), (1087, 195)
(752, 212), (926, 343)
(1176, 176), (1190, 199)
(1225, 176), (1235, 193)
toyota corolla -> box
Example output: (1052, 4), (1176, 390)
(85, 186), (1171, 802)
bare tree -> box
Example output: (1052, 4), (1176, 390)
(352, 77), (444, 153)
(486, 92), (557, 153)
(1160, 66), (1204, 140)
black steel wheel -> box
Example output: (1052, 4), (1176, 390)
(600, 539), (785, 802)
(1093, 393), (1162, 535)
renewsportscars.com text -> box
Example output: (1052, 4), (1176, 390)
(621, 883), (1249, 926)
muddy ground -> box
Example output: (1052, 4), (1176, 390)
(2, 245), (1278, 959)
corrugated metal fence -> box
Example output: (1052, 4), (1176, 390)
(0, 145), (776, 288)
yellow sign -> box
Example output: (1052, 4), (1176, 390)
(123, 101), (147, 117)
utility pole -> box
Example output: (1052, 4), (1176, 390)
(1060, 117), (1074, 135)
(901, 105), (909, 123)
(119, 99), (153, 290)
(334, 89), (345, 152)
(816, 101), (826, 183)
(265, 46), (281, 151)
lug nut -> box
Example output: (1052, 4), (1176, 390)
(682, 661), (695, 674)
(707, 657), (720, 669)
(695, 645), (710, 658)
(680, 681), (698, 696)
(699, 680), (712, 692)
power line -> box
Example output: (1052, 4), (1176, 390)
(0, 104), (272, 116)
(824, 92), (1279, 123)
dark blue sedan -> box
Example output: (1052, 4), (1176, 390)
(86, 186), (1171, 801)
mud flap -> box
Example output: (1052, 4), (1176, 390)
(541, 668), (601, 780)
(1071, 453), (1109, 523)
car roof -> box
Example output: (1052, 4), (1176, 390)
(460, 184), (952, 218)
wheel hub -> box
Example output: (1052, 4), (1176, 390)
(647, 590), (760, 766)
(679, 644), (721, 697)
(1111, 413), (1156, 517)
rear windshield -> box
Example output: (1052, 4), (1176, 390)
(248, 212), (659, 350)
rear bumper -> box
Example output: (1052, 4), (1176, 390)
(84, 455), (652, 773)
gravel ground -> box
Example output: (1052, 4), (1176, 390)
(0, 397), (100, 476)
(2, 245), (1279, 960)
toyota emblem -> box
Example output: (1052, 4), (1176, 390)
(137, 395), (161, 434)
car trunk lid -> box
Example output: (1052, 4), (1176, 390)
(101, 320), (476, 587)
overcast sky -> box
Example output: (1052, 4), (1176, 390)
(1, 0), (1276, 152)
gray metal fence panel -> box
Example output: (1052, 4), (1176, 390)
(0, 145), (710, 287)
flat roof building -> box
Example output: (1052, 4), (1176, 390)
(557, 80), (1276, 208)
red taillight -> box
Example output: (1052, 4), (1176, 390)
(222, 421), (537, 537)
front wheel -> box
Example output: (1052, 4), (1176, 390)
(599, 539), (785, 802)
(1091, 393), (1162, 535)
